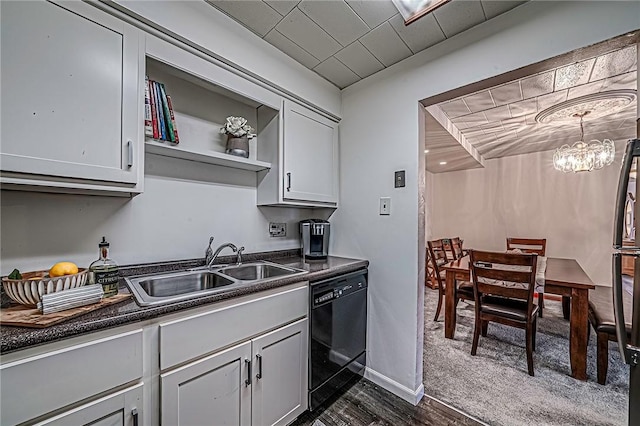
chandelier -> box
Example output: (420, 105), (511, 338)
(552, 111), (615, 173)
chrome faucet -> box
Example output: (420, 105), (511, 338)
(207, 243), (244, 268)
(204, 236), (214, 265)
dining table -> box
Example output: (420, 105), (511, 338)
(442, 255), (595, 380)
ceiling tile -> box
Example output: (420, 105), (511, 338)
(345, 0), (398, 29)
(601, 71), (637, 91)
(458, 111), (488, 126)
(208, 1), (282, 37)
(554, 58), (596, 90)
(389, 13), (445, 54)
(314, 57), (360, 88)
(439, 99), (471, 118)
(536, 90), (568, 112)
(334, 41), (384, 79)
(590, 45), (638, 82)
(520, 71), (554, 99)
(483, 105), (512, 121)
(567, 79), (605, 100)
(298, 0), (369, 46)
(275, 8), (342, 61)
(359, 22), (412, 67)
(490, 81), (522, 106)
(433, 0), (486, 38)
(463, 90), (495, 113)
(480, 1), (526, 19)
(508, 98), (537, 118)
(264, 0), (298, 16)
(264, 29), (320, 69)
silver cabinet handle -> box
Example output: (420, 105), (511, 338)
(286, 173), (291, 191)
(127, 140), (134, 168)
(131, 408), (139, 426)
(614, 139), (640, 248)
(256, 354), (263, 379)
(245, 359), (252, 386)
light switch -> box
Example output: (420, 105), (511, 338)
(395, 170), (405, 188)
(380, 197), (391, 215)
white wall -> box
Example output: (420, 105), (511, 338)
(430, 144), (627, 286)
(331, 0), (640, 404)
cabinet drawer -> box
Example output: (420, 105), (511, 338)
(159, 283), (308, 370)
(1, 329), (143, 425)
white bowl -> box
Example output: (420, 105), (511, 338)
(2, 269), (89, 307)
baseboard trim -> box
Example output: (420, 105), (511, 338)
(364, 367), (424, 405)
(422, 392), (489, 426)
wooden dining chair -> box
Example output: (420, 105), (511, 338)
(506, 237), (547, 317)
(428, 239), (474, 321)
(451, 237), (466, 260)
(469, 250), (539, 376)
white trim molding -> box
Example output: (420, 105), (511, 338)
(364, 367), (425, 405)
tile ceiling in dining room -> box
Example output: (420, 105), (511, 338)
(206, 0), (528, 88)
(425, 44), (637, 172)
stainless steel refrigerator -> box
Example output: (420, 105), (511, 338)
(613, 138), (640, 424)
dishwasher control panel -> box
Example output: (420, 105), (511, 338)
(311, 271), (367, 307)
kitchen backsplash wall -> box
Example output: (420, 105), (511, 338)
(0, 153), (330, 275)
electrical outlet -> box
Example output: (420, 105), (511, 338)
(380, 197), (391, 215)
(269, 222), (287, 237)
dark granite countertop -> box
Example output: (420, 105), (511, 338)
(1, 250), (367, 354)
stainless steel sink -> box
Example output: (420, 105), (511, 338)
(125, 261), (307, 306)
(216, 261), (305, 281)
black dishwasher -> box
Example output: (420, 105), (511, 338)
(309, 270), (367, 410)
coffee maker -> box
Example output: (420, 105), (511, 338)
(300, 219), (330, 260)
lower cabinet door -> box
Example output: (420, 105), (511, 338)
(161, 341), (252, 426)
(251, 318), (308, 426)
(34, 383), (143, 426)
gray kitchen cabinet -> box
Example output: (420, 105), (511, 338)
(33, 383), (143, 426)
(258, 100), (339, 208)
(251, 318), (308, 426)
(0, 0), (144, 195)
(161, 318), (308, 426)
(161, 341), (253, 426)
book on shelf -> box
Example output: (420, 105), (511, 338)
(166, 95), (180, 144)
(158, 83), (176, 143)
(144, 76), (153, 137)
(145, 77), (180, 144)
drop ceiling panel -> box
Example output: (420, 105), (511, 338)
(490, 81), (522, 106)
(433, 0), (486, 38)
(206, 0), (527, 88)
(359, 21), (412, 67)
(425, 111), (483, 173)
(480, 0), (527, 19)
(520, 71), (554, 99)
(208, 0), (282, 37)
(298, 0), (369, 46)
(334, 41), (384, 79)
(389, 13), (446, 54)
(427, 44), (637, 166)
(264, 0), (298, 16)
(264, 29), (320, 69)
(345, 0), (398, 28)
(275, 8), (342, 61)
(314, 57), (360, 88)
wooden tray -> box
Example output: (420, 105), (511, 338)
(0, 293), (131, 328)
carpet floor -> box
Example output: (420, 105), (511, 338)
(423, 288), (629, 425)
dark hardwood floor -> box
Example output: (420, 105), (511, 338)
(291, 378), (482, 426)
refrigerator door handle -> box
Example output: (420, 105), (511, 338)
(614, 139), (640, 249)
(612, 254), (640, 366)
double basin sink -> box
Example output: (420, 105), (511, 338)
(125, 261), (308, 306)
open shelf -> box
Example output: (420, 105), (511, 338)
(145, 139), (271, 172)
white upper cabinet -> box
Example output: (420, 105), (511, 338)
(258, 100), (339, 207)
(0, 0), (143, 195)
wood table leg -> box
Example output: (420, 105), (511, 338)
(569, 288), (589, 380)
(445, 270), (456, 339)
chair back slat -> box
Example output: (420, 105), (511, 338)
(451, 237), (464, 260)
(506, 238), (546, 256)
(427, 239), (450, 286)
(470, 250), (537, 304)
